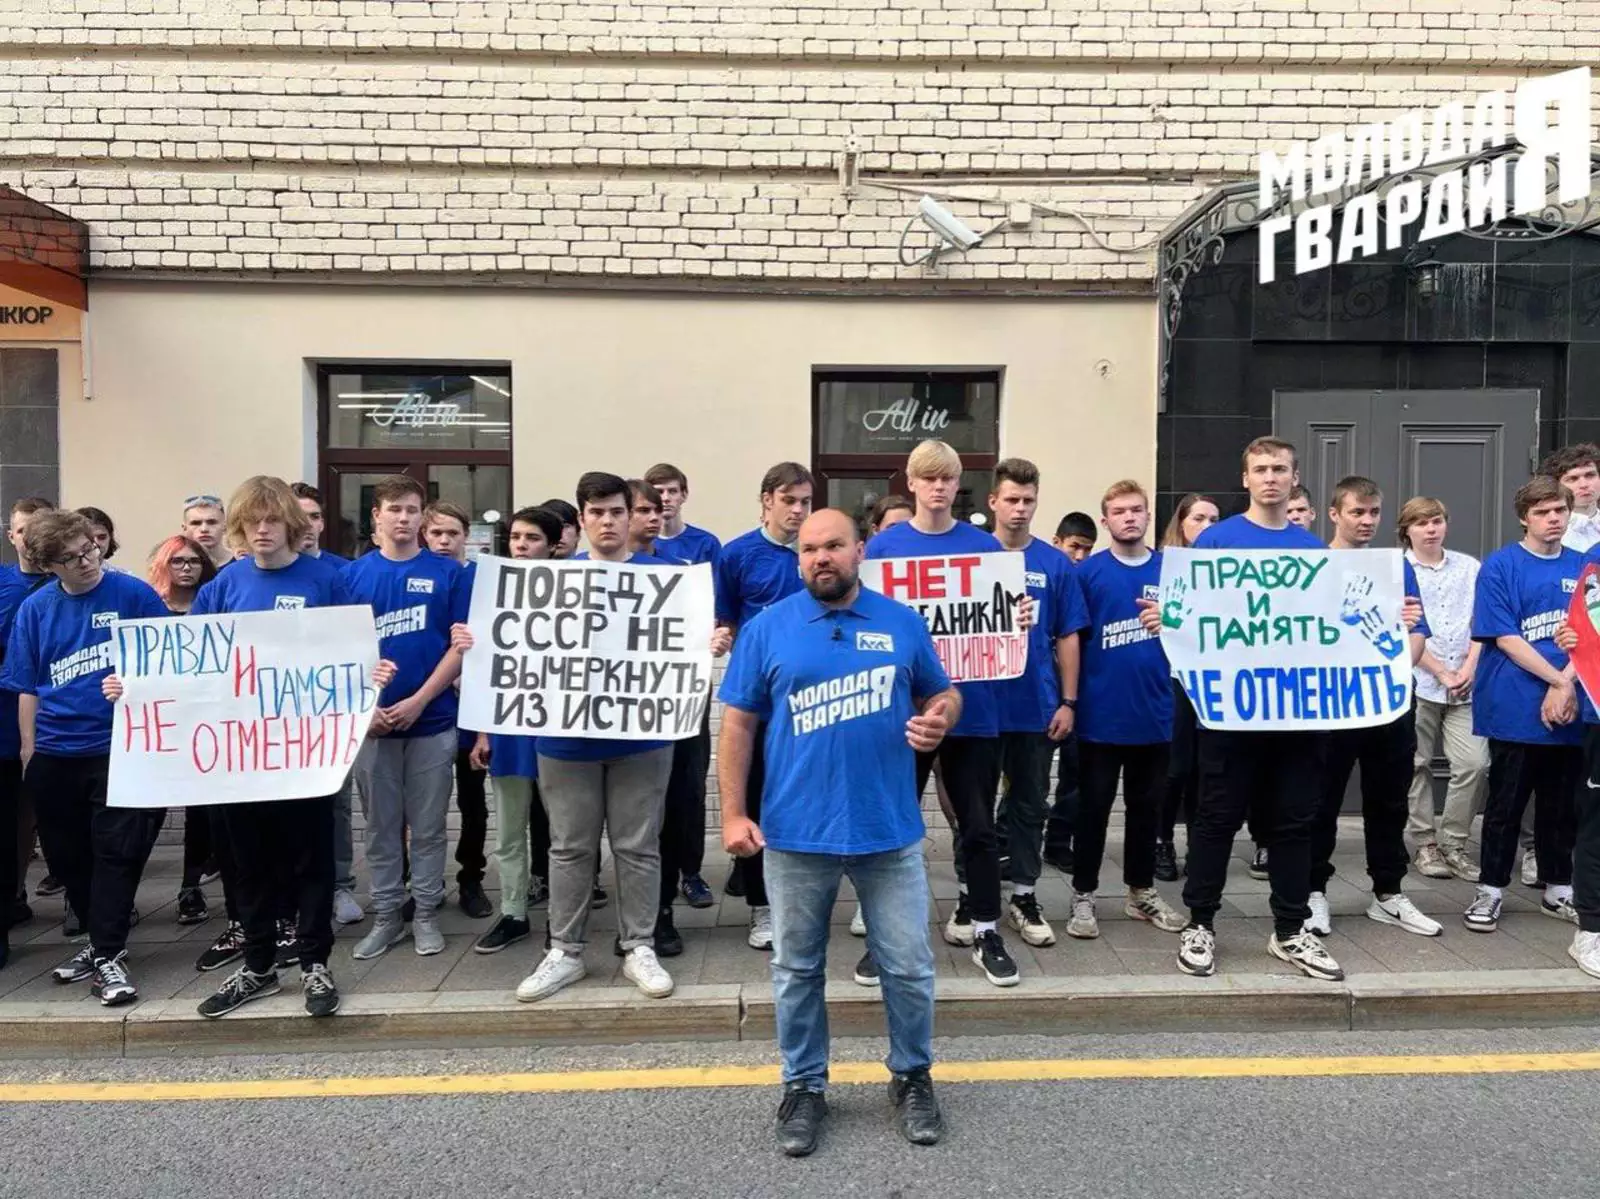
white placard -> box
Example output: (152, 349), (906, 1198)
(458, 555), (713, 739)
(860, 551), (1029, 682)
(107, 606), (380, 808)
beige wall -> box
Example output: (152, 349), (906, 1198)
(71, 281), (1155, 561)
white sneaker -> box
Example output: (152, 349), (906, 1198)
(1176, 924), (1215, 977)
(1412, 842), (1452, 879)
(1303, 891), (1332, 936)
(413, 913), (445, 956)
(332, 889), (365, 926)
(1367, 893), (1442, 937)
(1065, 891), (1099, 940)
(748, 905), (774, 950)
(515, 948), (587, 1003)
(849, 904), (866, 937)
(1463, 887), (1501, 933)
(1570, 930), (1600, 979)
(1522, 850), (1540, 888)
(1006, 892), (1056, 947)
(1268, 930), (1344, 981)
(351, 913), (407, 960)
(623, 945), (674, 998)
(1440, 845), (1481, 883)
(1126, 887), (1186, 933)
(1542, 894), (1580, 925)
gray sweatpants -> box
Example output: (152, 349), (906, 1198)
(538, 747), (672, 955)
(354, 730), (456, 917)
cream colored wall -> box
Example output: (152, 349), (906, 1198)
(71, 281), (1155, 561)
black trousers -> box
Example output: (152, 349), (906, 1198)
(917, 736), (1003, 922)
(1043, 734), (1080, 857)
(1184, 729), (1323, 938)
(1480, 739), (1580, 890)
(742, 725), (769, 908)
(454, 748), (489, 886)
(220, 795), (336, 975)
(1576, 728), (1600, 933)
(28, 753), (164, 959)
(0, 759), (16, 939)
(660, 711), (711, 907)
(183, 806), (241, 922)
(1075, 740), (1170, 894)
(1311, 713), (1416, 896)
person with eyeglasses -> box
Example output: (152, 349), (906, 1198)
(0, 510), (168, 997)
(146, 536), (227, 932)
(182, 494), (230, 569)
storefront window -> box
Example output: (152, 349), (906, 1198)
(318, 364), (512, 558)
(812, 371), (1001, 534)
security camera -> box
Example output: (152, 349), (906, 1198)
(917, 195), (983, 250)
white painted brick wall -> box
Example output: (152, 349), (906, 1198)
(0, 1), (1594, 287)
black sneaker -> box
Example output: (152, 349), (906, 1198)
(889, 1068), (943, 1146)
(274, 920), (298, 970)
(943, 897), (974, 946)
(458, 881), (492, 920)
(590, 885), (609, 910)
(473, 915), (531, 955)
(528, 876), (549, 907)
(680, 874), (715, 909)
(196, 921), (246, 972)
(654, 907), (684, 958)
(301, 963), (340, 1017)
(1249, 845), (1269, 880)
(725, 858), (747, 899)
(35, 874), (64, 898)
(176, 887), (209, 926)
(91, 952), (138, 1007)
(775, 1084), (827, 1157)
(1153, 841), (1181, 882)
(197, 965), (281, 1018)
(52, 944), (96, 984)
(972, 929), (1020, 987)
(854, 950), (880, 987)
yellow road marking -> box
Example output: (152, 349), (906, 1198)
(3, 1052), (1600, 1103)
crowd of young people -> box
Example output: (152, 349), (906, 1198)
(2, 435), (1598, 1040)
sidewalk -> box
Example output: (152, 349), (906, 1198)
(3, 824), (1597, 1059)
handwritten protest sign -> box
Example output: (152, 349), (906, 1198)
(107, 606), (381, 808)
(1158, 548), (1413, 731)
(861, 551), (1028, 682)
(458, 555), (714, 739)
(1568, 562), (1600, 713)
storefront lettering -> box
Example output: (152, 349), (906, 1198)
(368, 394), (462, 429)
(861, 397), (951, 437)
(0, 305), (53, 324)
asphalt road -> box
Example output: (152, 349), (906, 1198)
(4, 1026), (1599, 1197)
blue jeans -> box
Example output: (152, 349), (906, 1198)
(766, 843), (935, 1089)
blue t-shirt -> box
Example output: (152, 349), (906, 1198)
(191, 553), (353, 615)
(715, 528), (801, 627)
(1195, 514), (1324, 550)
(995, 538), (1087, 733)
(654, 524), (722, 568)
(488, 732), (538, 780)
(0, 571), (168, 756)
(1471, 543), (1583, 746)
(1076, 548), (1174, 745)
(1401, 558), (1432, 639)
(864, 519), (1007, 738)
(537, 551), (673, 763)
(0, 566), (50, 759)
(339, 550), (468, 739)
(719, 587), (951, 855)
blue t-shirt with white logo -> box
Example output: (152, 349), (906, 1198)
(1076, 548), (1174, 745)
(655, 524), (722, 568)
(1471, 543), (1583, 746)
(0, 571), (169, 756)
(864, 519), (1006, 738)
(1195, 514), (1323, 551)
(191, 553), (353, 616)
(996, 537), (1087, 734)
(339, 549), (468, 739)
(720, 586), (951, 855)
(537, 551), (673, 763)
(0, 566), (50, 760)
(715, 528), (801, 628)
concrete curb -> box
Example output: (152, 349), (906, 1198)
(0, 970), (1594, 1059)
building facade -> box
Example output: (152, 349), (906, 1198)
(0, 0), (1596, 557)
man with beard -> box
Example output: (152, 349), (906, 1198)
(720, 508), (958, 1157)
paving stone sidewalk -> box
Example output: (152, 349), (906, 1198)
(3, 821), (1583, 1011)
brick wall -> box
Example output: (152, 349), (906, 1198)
(2, 1), (1596, 289)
